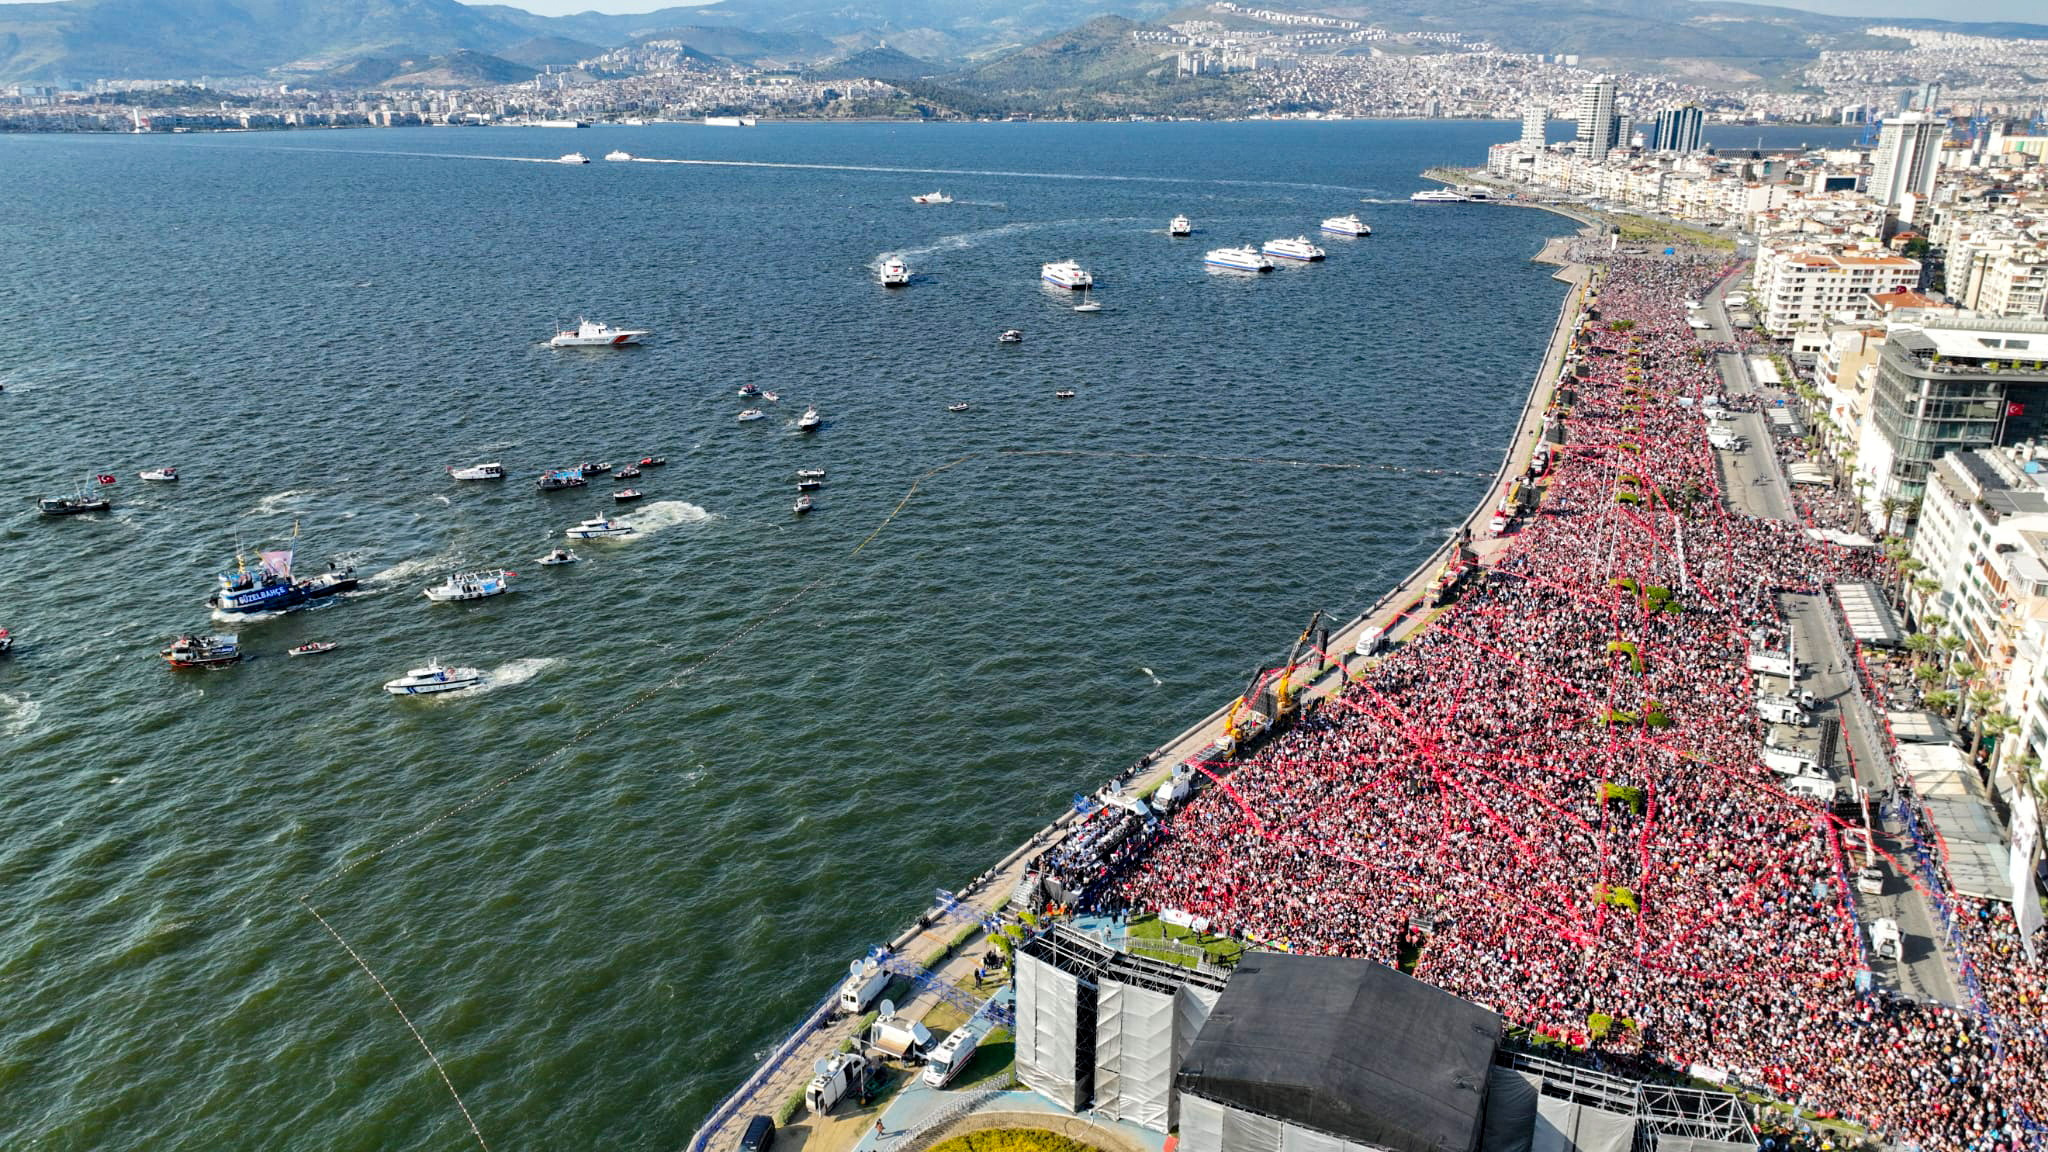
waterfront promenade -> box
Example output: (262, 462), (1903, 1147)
(687, 225), (1598, 1152)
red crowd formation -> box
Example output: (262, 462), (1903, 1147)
(1113, 254), (2048, 1152)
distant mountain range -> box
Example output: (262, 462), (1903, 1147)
(0, 0), (2042, 87)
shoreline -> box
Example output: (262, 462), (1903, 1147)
(684, 196), (1600, 1152)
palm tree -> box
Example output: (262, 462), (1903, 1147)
(1910, 577), (1940, 621)
(1966, 688), (2001, 759)
(1937, 633), (1967, 683)
(1914, 663), (1948, 693)
(1923, 688), (1960, 715)
(1904, 631), (1939, 670)
(1980, 711), (2021, 770)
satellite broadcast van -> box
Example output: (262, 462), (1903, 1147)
(1871, 917), (1902, 960)
(1783, 774), (1838, 804)
(1757, 697), (1811, 726)
(839, 958), (888, 1015)
(1354, 626), (1386, 658)
(805, 1053), (870, 1116)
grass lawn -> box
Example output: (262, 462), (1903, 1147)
(1125, 914), (1247, 968)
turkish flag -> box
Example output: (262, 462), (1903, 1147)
(96, 474), (116, 485)
(2009, 402), (2027, 418)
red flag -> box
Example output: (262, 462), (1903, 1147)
(2009, 401), (2027, 418)
(96, 474), (117, 485)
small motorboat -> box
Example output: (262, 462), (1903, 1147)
(879, 258), (911, 286)
(639, 456), (667, 467)
(737, 408), (765, 422)
(448, 462), (504, 481)
(1055, 389), (1076, 399)
(580, 461), (613, 475)
(605, 150), (634, 162)
(911, 191), (952, 204)
(613, 488), (644, 503)
(288, 641), (339, 657)
(139, 467), (179, 482)
(613, 466), (641, 479)
(793, 496), (814, 514)
(550, 318), (646, 347)
(1169, 214), (1192, 236)
(948, 402), (970, 413)
(536, 468), (587, 490)
(383, 661), (484, 695)
(798, 406), (821, 431)
(737, 383), (762, 397)
(795, 468), (827, 480)
(762, 391), (780, 403)
(538, 548), (580, 566)
(162, 633), (241, 670)
(567, 516), (636, 539)
(0, 627), (13, 655)
(558, 153), (590, 165)
(998, 329), (1024, 344)
(423, 569), (514, 603)
(796, 477), (822, 491)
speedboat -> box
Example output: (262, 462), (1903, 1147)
(1169, 215), (1192, 236)
(162, 633), (241, 670)
(550, 318), (649, 347)
(613, 488), (643, 503)
(737, 408), (765, 422)
(1321, 214), (1372, 237)
(1042, 260), (1092, 290)
(796, 468), (826, 480)
(738, 383), (762, 397)
(558, 153), (590, 164)
(612, 465), (641, 479)
(605, 150), (633, 162)
(639, 456), (667, 467)
(567, 516), (636, 539)
(911, 191), (952, 204)
(1055, 389), (1076, 399)
(139, 467), (179, 482)
(383, 661), (484, 695)
(796, 477), (822, 491)
(762, 391), (780, 403)
(1205, 246), (1274, 273)
(448, 462), (505, 481)
(538, 548), (580, 566)
(948, 402), (970, 413)
(422, 569), (514, 603)
(37, 480), (113, 516)
(798, 406), (821, 431)
(793, 495), (814, 514)
(1263, 236), (1326, 262)
(288, 641), (339, 657)
(879, 258), (911, 286)
(998, 329), (1024, 344)
(536, 468), (587, 490)
(1410, 188), (1469, 203)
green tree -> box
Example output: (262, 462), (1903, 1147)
(1980, 711), (2022, 768)
(1966, 688), (2001, 760)
(1923, 688), (1959, 715)
(1905, 631), (1939, 670)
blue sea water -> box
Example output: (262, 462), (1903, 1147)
(0, 120), (1580, 1150)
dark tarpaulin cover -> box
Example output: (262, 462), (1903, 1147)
(1176, 954), (1501, 1152)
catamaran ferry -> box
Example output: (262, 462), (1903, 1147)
(1204, 246), (1274, 273)
(1041, 260), (1093, 290)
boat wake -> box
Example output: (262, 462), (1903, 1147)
(366, 554), (453, 589)
(0, 691), (42, 737)
(247, 489), (306, 518)
(624, 500), (717, 536)
(475, 658), (559, 696)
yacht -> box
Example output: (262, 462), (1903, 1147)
(423, 569), (513, 603)
(879, 258), (911, 286)
(538, 548), (580, 566)
(1041, 260), (1093, 290)
(605, 150), (634, 162)
(536, 467), (587, 490)
(558, 153), (590, 164)
(1073, 287), (1102, 313)
(567, 516), (636, 539)
(383, 661), (484, 695)
(798, 406), (821, 431)
(139, 467), (179, 482)
(736, 408), (765, 422)
(639, 456), (667, 467)
(912, 191), (953, 204)
(1410, 188), (1469, 203)
(580, 461), (613, 475)
(162, 634), (241, 670)
(550, 318), (650, 347)
(1205, 246), (1274, 273)
(447, 462), (505, 481)
(793, 495), (814, 515)
(1169, 215), (1192, 236)
(1263, 236), (1326, 262)
(998, 329), (1024, 344)
(738, 383), (762, 397)
(796, 468), (827, 480)
(1320, 214), (1372, 237)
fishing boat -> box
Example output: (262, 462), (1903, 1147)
(208, 529), (359, 617)
(422, 569), (514, 603)
(448, 462), (505, 481)
(738, 383), (762, 397)
(139, 467), (179, 482)
(383, 661), (484, 695)
(536, 468), (587, 491)
(613, 488), (644, 503)
(879, 258), (911, 287)
(911, 191), (953, 204)
(948, 402), (970, 413)
(567, 516), (637, 539)
(37, 475), (114, 516)
(998, 329), (1024, 344)
(1055, 389), (1076, 399)
(793, 496), (814, 514)
(538, 548), (580, 565)
(162, 633), (241, 669)
(612, 465), (641, 479)
(1169, 215), (1192, 236)
(288, 641), (339, 657)
(736, 408), (765, 422)
(639, 456), (667, 467)
(798, 406), (821, 431)
(549, 318), (649, 347)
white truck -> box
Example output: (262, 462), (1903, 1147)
(1870, 917), (1902, 961)
(1747, 649), (1796, 678)
(1762, 746), (1819, 776)
(1354, 625), (1386, 658)
(805, 1052), (870, 1116)
(1151, 769), (1192, 816)
(1708, 427), (1747, 451)
(839, 958), (889, 1015)
(1783, 774), (1838, 803)
(923, 1024), (985, 1088)
(864, 1013), (933, 1062)
(1757, 696), (1811, 726)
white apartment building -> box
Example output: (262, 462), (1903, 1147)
(1950, 233), (2048, 320)
(1519, 105), (1546, 150)
(1754, 242), (1922, 354)
(1573, 77), (1616, 162)
(1870, 113), (1944, 209)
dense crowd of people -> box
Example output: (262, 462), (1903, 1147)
(1090, 253), (2048, 1152)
